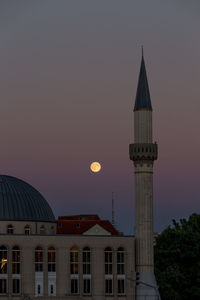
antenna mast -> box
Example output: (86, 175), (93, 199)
(112, 192), (115, 226)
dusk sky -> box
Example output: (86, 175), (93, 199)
(0, 1), (200, 234)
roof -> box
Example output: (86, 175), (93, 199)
(0, 175), (55, 222)
(58, 214), (100, 221)
(57, 219), (118, 235)
(134, 52), (152, 111)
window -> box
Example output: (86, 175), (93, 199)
(105, 247), (112, 274)
(71, 278), (78, 294)
(70, 246), (78, 274)
(35, 247), (44, 296)
(83, 278), (91, 294)
(117, 247), (125, 275)
(118, 279), (125, 294)
(12, 246), (20, 274)
(83, 247), (90, 275)
(117, 247), (125, 295)
(35, 247), (43, 272)
(105, 278), (113, 294)
(48, 247), (56, 272)
(0, 279), (7, 294)
(57, 222), (62, 228)
(0, 247), (7, 294)
(50, 284), (54, 294)
(12, 246), (21, 294)
(38, 285), (41, 295)
(48, 248), (56, 296)
(0, 246), (8, 274)
(70, 246), (79, 294)
(7, 224), (14, 234)
(24, 225), (30, 235)
(83, 247), (91, 294)
(12, 278), (20, 294)
(104, 247), (113, 295)
(40, 225), (45, 234)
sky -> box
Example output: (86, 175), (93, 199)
(0, 0), (200, 234)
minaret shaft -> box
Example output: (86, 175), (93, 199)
(129, 52), (159, 299)
(134, 111), (152, 143)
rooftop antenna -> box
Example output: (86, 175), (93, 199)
(141, 45), (144, 58)
(112, 192), (115, 227)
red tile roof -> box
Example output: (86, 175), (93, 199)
(58, 214), (100, 221)
(56, 217), (118, 235)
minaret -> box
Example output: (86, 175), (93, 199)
(129, 50), (159, 299)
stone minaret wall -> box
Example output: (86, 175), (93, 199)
(129, 54), (159, 299)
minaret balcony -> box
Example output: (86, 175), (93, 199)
(129, 143), (158, 161)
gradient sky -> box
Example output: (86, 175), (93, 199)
(0, 1), (200, 234)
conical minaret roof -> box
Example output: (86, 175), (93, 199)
(134, 50), (152, 111)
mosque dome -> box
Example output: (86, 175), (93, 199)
(0, 175), (55, 222)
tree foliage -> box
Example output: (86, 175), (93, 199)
(154, 214), (200, 300)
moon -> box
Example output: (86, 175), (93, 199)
(90, 162), (101, 173)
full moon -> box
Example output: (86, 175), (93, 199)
(90, 162), (101, 173)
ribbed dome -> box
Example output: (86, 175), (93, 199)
(0, 175), (55, 222)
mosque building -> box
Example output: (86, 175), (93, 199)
(0, 53), (159, 300)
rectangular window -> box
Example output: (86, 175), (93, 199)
(118, 278), (125, 294)
(83, 278), (91, 294)
(50, 284), (54, 294)
(35, 263), (43, 272)
(12, 279), (20, 294)
(0, 279), (7, 294)
(38, 284), (41, 295)
(83, 263), (91, 274)
(71, 278), (78, 294)
(105, 278), (113, 295)
(48, 263), (56, 272)
(12, 263), (20, 274)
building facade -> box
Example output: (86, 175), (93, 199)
(0, 175), (135, 299)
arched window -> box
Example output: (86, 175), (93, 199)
(70, 246), (79, 294)
(105, 247), (112, 274)
(35, 247), (43, 272)
(83, 247), (91, 294)
(0, 246), (8, 294)
(0, 246), (7, 274)
(117, 247), (125, 295)
(104, 247), (113, 295)
(7, 224), (14, 234)
(24, 225), (30, 235)
(11, 247), (20, 295)
(48, 247), (56, 272)
(117, 247), (125, 274)
(12, 246), (20, 274)
(35, 247), (43, 297)
(48, 247), (56, 296)
(70, 246), (78, 274)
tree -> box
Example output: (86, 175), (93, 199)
(154, 213), (200, 300)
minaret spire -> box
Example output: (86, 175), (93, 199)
(134, 49), (152, 111)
